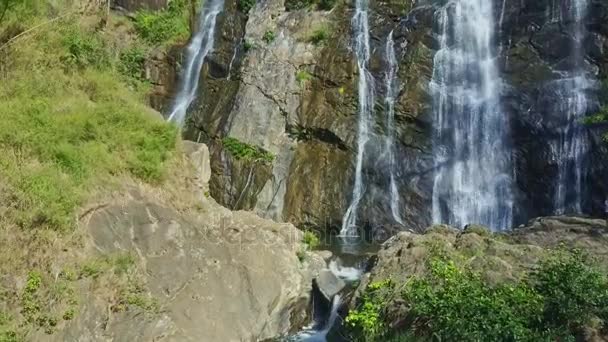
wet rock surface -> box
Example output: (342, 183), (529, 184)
(180, 0), (608, 233)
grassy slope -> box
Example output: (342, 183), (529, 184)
(0, 0), (193, 339)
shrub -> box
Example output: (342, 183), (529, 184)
(309, 27), (329, 45)
(345, 279), (395, 341)
(403, 260), (547, 341)
(285, 0), (314, 11)
(61, 28), (109, 70)
(134, 0), (190, 45)
(243, 39), (254, 52)
(221, 137), (274, 164)
(346, 250), (608, 341)
(262, 30), (276, 44)
(118, 46), (147, 82)
(296, 70), (313, 85)
(318, 0), (337, 10)
(238, 0), (255, 13)
(302, 231), (320, 250)
(532, 249), (608, 331)
(284, 0), (336, 11)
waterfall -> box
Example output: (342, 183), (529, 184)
(340, 0), (374, 237)
(551, 0), (591, 215)
(430, 0), (514, 230)
(287, 295), (342, 342)
(167, 0), (224, 125)
(384, 31), (404, 226)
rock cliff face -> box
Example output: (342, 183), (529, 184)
(179, 0), (608, 234)
(38, 142), (325, 342)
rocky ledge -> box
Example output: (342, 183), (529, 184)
(36, 142), (327, 342)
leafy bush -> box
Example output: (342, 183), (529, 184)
(118, 46), (147, 81)
(262, 30), (276, 44)
(221, 137), (274, 164)
(309, 27), (329, 45)
(296, 70), (313, 85)
(61, 28), (109, 69)
(346, 250), (608, 342)
(532, 249), (608, 330)
(285, 0), (314, 11)
(284, 0), (336, 11)
(318, 0), (337, 10)
(243, 39), (254, 52)
(238, 0), (255, 13)
(134, 0), (191, 45)
(302, 231), (320, 250)
(345, 279), (394, 341)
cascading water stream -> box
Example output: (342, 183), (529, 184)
(286, 295), (342, 342)
(551, 0), (591, 215)
(340, 0), (374, 237)
(430, 0), (513, 230)
(384, 31), (404, 226)
(167, 0), (224, 124)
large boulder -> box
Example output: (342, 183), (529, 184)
(38, 142), (325, 342)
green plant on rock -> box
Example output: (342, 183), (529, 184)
(346, 249), (608, 341)
(302, 231), (320, 250)
(532, 248), (608, 331)
(296, 70), (313, 85)
(345, 279), (395, 341)
(243, 39), (254, 52)
(134, 0), (191, 45)
(284, 0), (336, 11)
(61, 27), (109, 70)
(238, 0), (255, 13)
(0, 311), (19, 342)
(309, 27), (329, 45)
(221, 137), (274, 164)
(118, 46), (147, 82)
(262, 30), (276, 44)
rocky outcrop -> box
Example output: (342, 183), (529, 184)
(180, 0), (608, 235)
(39, 142), (326, 342)
(360, 215), (608, 294)
(353, 216), (608, 341)
(184, 0), (436, 233)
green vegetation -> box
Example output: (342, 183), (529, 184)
(61, 26), (109, 69)
(243, 39), (254, 52)
(302, 231), (320, 250)
(0, 1), (177, 336)
(0, 311), (19, 342)
(308, 27), (329, 45)
(285, 0), (336, 11)
(584, 77), (608, 142)
(221, 137), (275, 164)
(262, 30), (276, 44)
(0, 11), (177, 233)
(296, 70), (313, 85)
(118, 45), (147, 82)
(238, 0), (256, 13)
(133, 0), (193, 45)
(346, 249), (608, 341)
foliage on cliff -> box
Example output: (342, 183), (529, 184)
(0, 0), (179, 338)
(346, 249), (608, 342)
(133, 0), (194, 45)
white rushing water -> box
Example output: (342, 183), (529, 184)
(551, 0), (591, 214)
(430, 0), (513, 230)
(340, 0), (374, 237)
(287, 295), (341, 342)
(328, 259), (363, 282)
(384, 31), (404, 226)
(167, 0), (224, 125)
